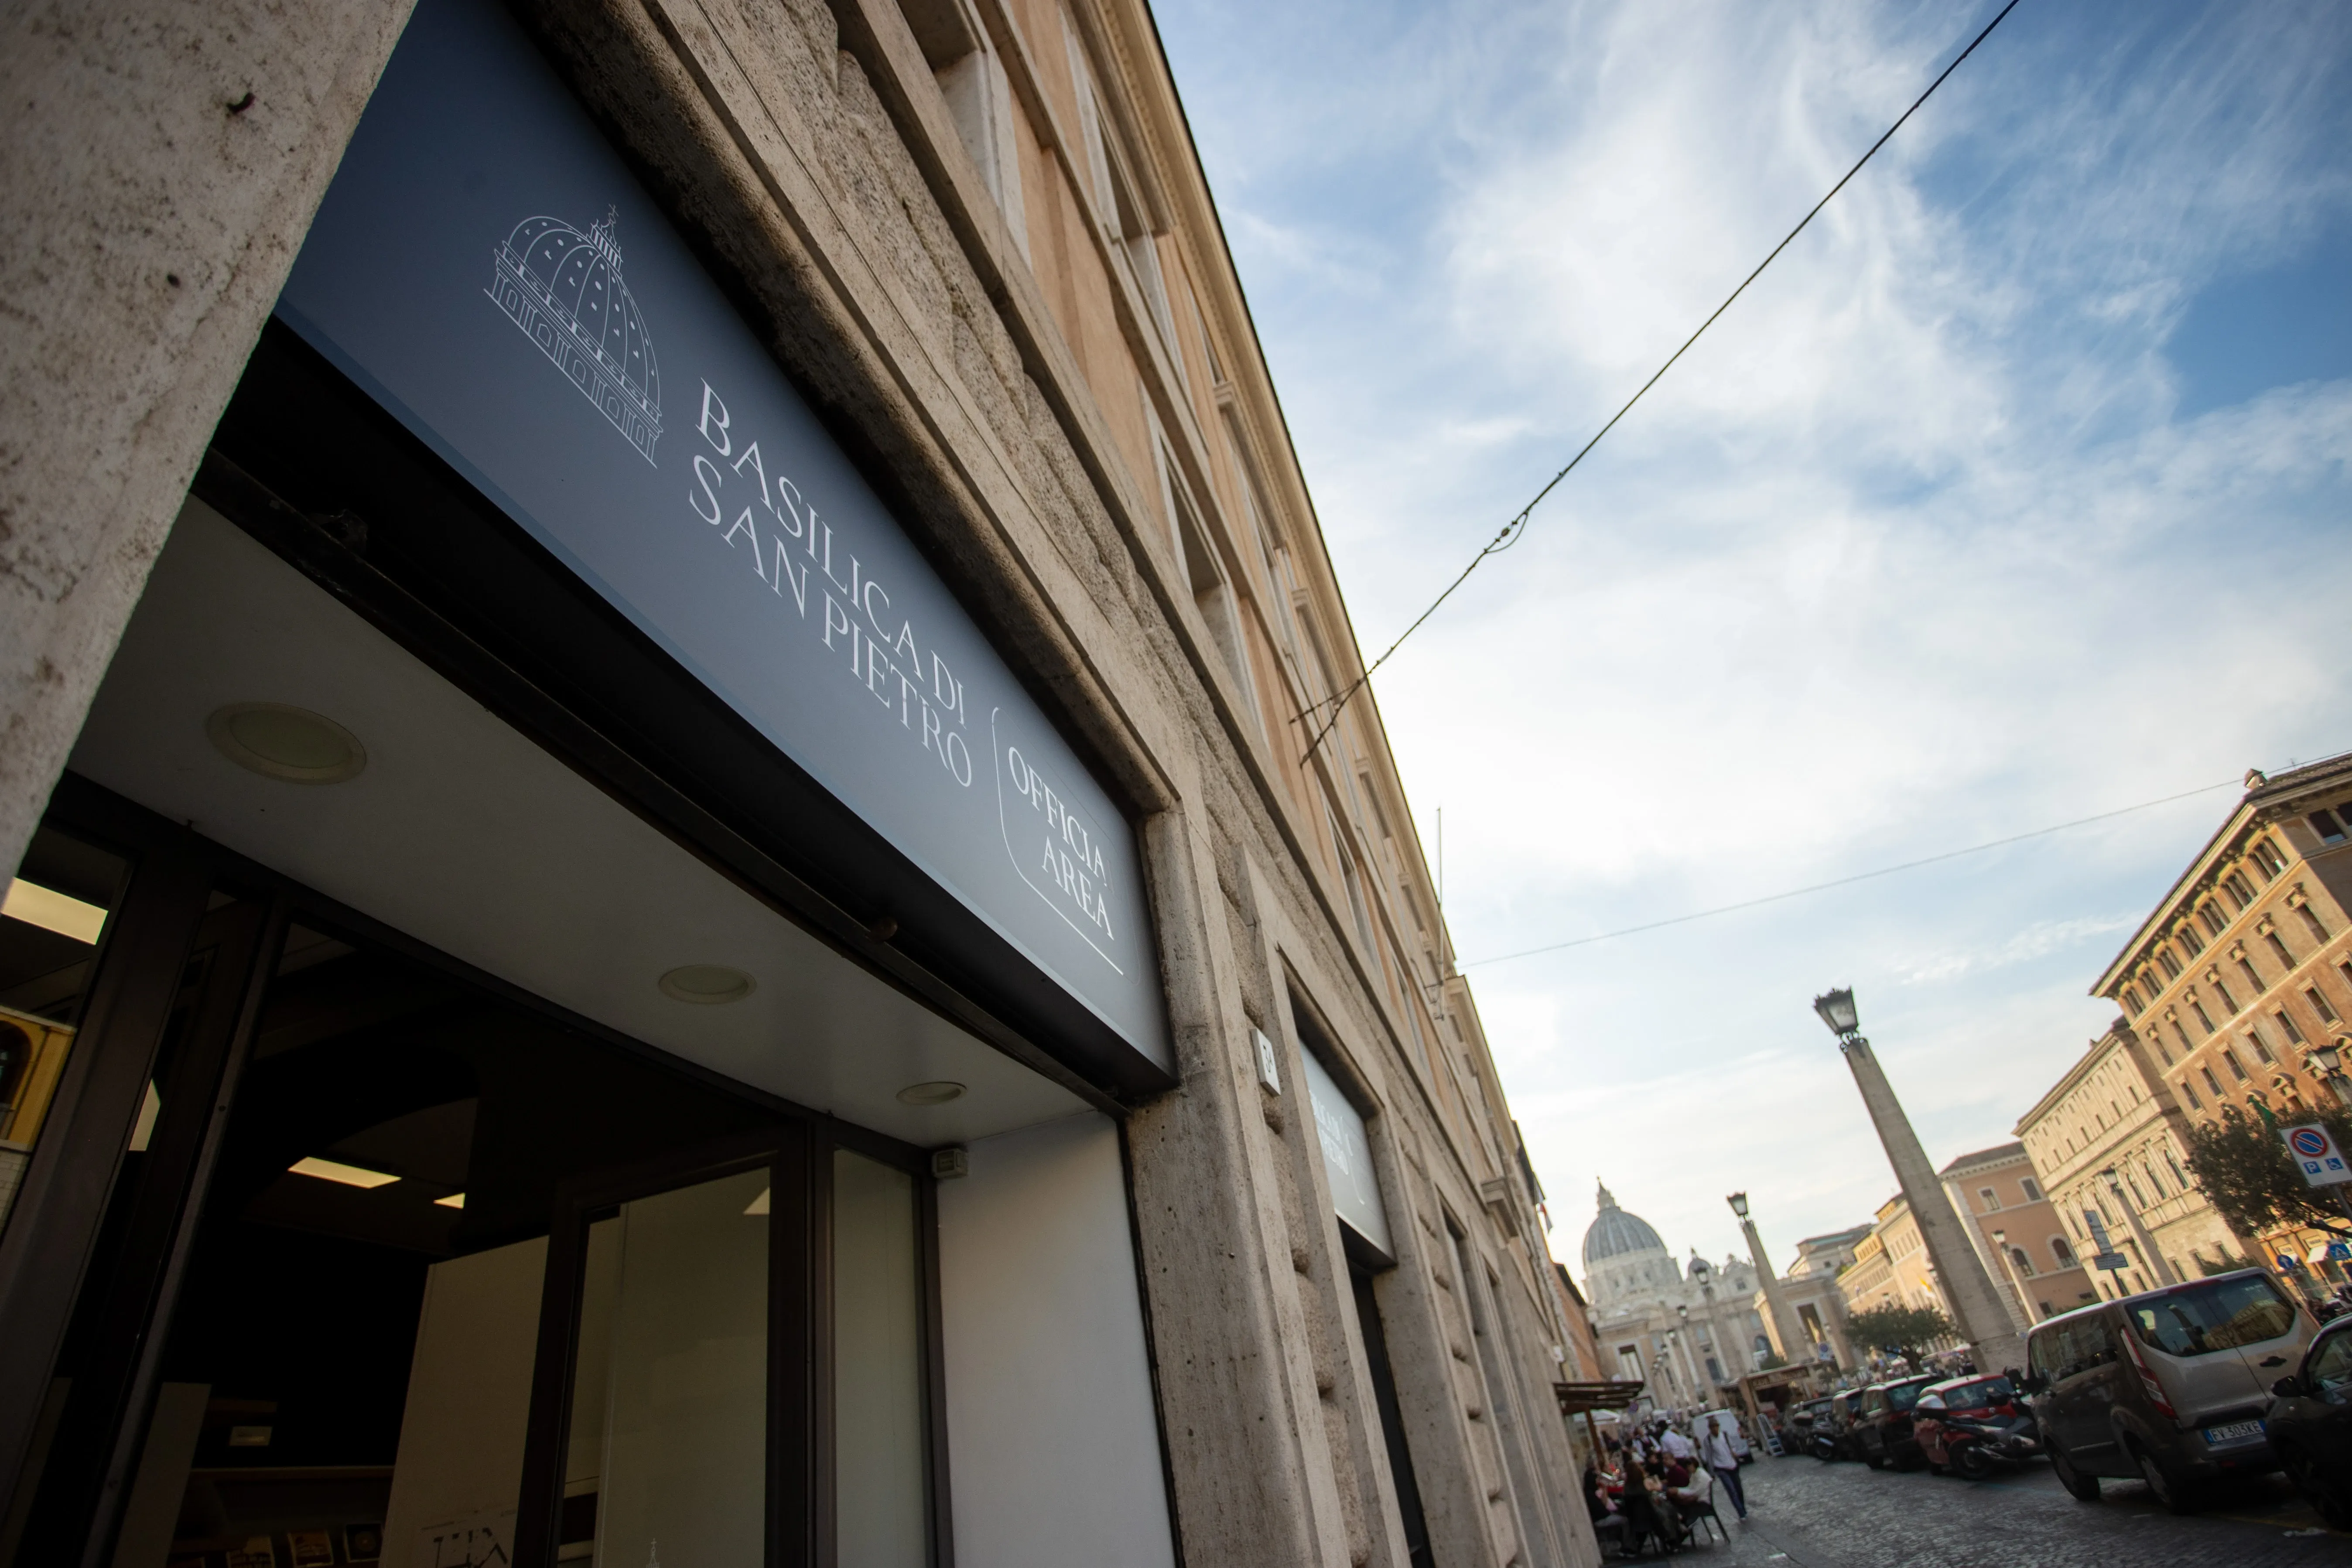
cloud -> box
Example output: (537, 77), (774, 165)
(1155, 0), (2352, 1270)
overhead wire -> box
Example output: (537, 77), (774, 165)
(1460, 773), (2246, 969)
(1296, 0), (2025, 768)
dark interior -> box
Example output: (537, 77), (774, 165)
(26, 895), (778, 1568)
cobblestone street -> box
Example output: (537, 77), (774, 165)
(1622, 1451), (2350, 1567)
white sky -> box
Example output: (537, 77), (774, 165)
(1155, 0), (2352, 1278)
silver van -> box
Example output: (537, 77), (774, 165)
(2021, 1268), (2314, 1512)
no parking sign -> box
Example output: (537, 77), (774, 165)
(2282, 1124), (2352, 1187)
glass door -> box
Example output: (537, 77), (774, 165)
(520, 1131), (937, 1568)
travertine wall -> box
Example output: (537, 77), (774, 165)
(0, 0), (1594, 1560)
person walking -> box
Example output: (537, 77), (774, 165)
(1702, 1414), (1748, 1520)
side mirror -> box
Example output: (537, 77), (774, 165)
(2020, 1374), (2049, 1395)
(2272, 1374), (2306, 1399)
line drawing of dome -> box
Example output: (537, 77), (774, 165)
(486, 207), (663, 463)
(1581, 1180), (1667, 1267)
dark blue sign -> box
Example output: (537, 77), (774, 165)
(277, 0), (1166, 1069)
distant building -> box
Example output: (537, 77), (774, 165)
(2087, 754), (2352, 1289)
(1836, 1194), (1966, 1362)
(1786, 1224), (1873, 1281)
(1581, 1184), (1772, 1408)
(1938, 1141), (2096, 1325)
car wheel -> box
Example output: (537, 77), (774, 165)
(2280, 1443), (2352, 1532)
(1952, 1444), (1994, 1482)
(2048, 1442), (2099, 1502)
(1864, 1452), (1885, 1470)
(2131, 1442), (2196, 1516)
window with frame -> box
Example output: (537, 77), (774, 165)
(2157, 947), (2184, 980)
(2178, 922), (2205, 957)
(2199, 902), (2227, 939)
(2201, 1065), (2225, 1097)
(2266, 926), (2295, 967)
(2237, 950), (2264, 993)
(2209, 973), (2239, 1015)
(2224, 870), (2257, 909)
(2308, 807), (2349, 844)
(2251, 839), (2289, 880)
(2020, 1175), (2043, 1202)
(2277, 1007), (2308, 1046)
(2121, 984), (2142, 1016)
(2297, 901), (2328, 942)
(2305, 985), (2339, 1025)
(1979, 1185), (2000, 1212)
(1063, 22), (1180, 372)
(1158, 443), (1263, 738)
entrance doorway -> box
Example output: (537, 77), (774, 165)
(1, 818), (940, 1568)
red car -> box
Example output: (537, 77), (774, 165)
(1911, 1373), (2042, 1479)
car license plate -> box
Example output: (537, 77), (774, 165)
(2203, 1420), (2264, 1446)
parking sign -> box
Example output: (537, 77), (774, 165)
(2281, 1124), (2352, 1187)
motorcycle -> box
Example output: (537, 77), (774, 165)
(1810, 1429), (1843, 1463)
(1940, 1411), (2039, 1478)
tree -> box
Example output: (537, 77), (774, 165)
(2180, 1105), (2352, 1247)
(1844, 1302), (1957, 1366)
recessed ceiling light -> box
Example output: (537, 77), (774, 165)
(434, 1192), (465, 1209)
(658, 964), (756, 1004)
(289, 1155), (398, 1189)
(207, 703), (368, 784)
(896, 1080), (966, 1106)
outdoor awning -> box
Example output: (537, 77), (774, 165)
(1555, 1380), (1648, 1415)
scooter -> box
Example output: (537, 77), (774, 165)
(1933, 1410), (2041, 1480)
(1810, 1428), (1844, 1463)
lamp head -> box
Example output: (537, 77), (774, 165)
(1812, 987), (1860, 1038)
(2316, 1039), (2345, 1075)
(1992, 1228), (2007, 1246)
(1727, 1191), (1750, 1220)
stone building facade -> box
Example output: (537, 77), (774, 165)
(2078, 753), (2352, 1290)
(1937, 1140), (2095, 1326)
(2014, 1021), (2247, 1303)
(0, 2), (1595, 1565)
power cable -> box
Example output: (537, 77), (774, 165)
(1298, 0), (2025, 767)
(1461, 773), (2241, 969)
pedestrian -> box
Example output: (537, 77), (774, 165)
(1702, 1414), (1747, 1520)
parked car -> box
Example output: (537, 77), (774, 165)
(2266, 1313), (2352, 1528)
(1911, 1373), (2041, 1479)
(2023, 1267), (2314, 1513)
(1851, 1374), (1940, 1470)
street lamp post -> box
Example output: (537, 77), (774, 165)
(1812, 987), (2025, 1376)
(1727, 1190), (1808, 1370)
(2311, 1039), (2352, 1108)
(2100, 1165), (2179, 1287)
(1691, 1259), (1727, 1391)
